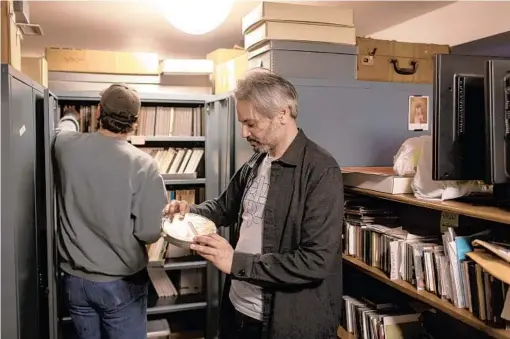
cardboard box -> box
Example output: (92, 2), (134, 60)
(242, 2), (354, 34)
(214, 53), (248, 94)
(1, 0), (22, 71)
(245, 20), (356, 51)
(159, 58), (213, 75)
(206, 48), (246, 65)
(45, 48), (159, 75)
(356, 37), (450, 84)
(21, 57), (48, 87)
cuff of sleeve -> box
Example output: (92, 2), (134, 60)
(189, 205), (198, 214)
(231, 251), (255, 279)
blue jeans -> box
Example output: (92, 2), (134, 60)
(63, 269), (149, 339)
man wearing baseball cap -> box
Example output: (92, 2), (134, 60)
(53, 83), (167, 339)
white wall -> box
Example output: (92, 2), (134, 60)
(369, 1), (510, 46)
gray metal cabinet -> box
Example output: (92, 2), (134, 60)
(247, 41), (357, 80)
(247, 40), (432, 167)
(204, 95), (254, 180)
(46, 91), (222, 339)
(0, 73), (228, 339)
(1, 64), (48, 339)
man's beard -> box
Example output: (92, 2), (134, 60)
(247, 121), (277, 153)
(247, 138), (273, 153)
(248, 138), (262, 152)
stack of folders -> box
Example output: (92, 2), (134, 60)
(147, 268), (179, 298)
(341, 295), (423, 339)
(141, 147), (204, 177)
(147, 268), (204, 299)
(343, 197), (510, 328)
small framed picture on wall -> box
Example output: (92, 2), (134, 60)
(408, 95), (429, 131)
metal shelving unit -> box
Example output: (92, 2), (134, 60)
(163, 257), (208, 271)
(164, 178), (206, 186)
(49, 91), (220, 339)
(128, 135), (206, 142)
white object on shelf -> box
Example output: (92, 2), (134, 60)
(342, 167), (413, 195)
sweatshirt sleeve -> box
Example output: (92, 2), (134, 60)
(55, 114), (80, 136)
(132, 162), (167, 244)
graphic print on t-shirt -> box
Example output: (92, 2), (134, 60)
(229, 156), (273, 321)
(242, 164), (270, 228)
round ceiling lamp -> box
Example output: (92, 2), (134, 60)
(157, 0), (235, 35)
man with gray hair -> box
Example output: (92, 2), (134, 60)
(165, 71), (344, 339)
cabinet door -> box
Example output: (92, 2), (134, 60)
(204, 96), (235, 202)
(233, 106), (254, 173)
(203, 96), (235, 339)
(1, 73), (39, 339)
(42, 90), (59, 339)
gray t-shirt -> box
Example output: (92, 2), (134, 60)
(229, 154), (273, 320)
(53, 116), (167, 282)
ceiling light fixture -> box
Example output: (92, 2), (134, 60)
(157, 0), (234, 35)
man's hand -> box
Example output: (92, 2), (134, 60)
(163, 200), (190, 220)
(190, 234), (234, 274)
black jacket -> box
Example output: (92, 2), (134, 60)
(191, 129), (344, 339)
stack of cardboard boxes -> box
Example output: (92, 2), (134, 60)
(207, 1), (450, 90)
(207, 1), (356, 95)
(242, 2), (356, 51)
(21, 56), (48, 87)
(1, 0), (22, 71)
(5, 0), (451, 91)
(44, 47), (160, 76)
(206, 48), (247, 95)
(2, 0), (48, 87)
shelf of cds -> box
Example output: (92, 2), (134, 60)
(341, 187), (510, 339)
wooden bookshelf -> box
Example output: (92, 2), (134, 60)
(345, 187), (510, 225)
(342, 255), (510, 339)
(466, 251), (510, 285)
(337, 325), (356, 339)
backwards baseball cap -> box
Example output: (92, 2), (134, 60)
(100, 83), (141, 118)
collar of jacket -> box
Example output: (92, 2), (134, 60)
(247, 128), (307, 168)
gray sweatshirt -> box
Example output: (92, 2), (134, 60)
(53, 115), (167, 282)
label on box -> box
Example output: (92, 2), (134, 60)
(440, 211), (459, 232)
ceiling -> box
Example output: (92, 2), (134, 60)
(22, 0), (453, 59)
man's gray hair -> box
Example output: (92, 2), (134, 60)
(235, 71), (299, 119)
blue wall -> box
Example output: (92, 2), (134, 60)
(245, 41), (433, 167)
(295, 78), (432, 167)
